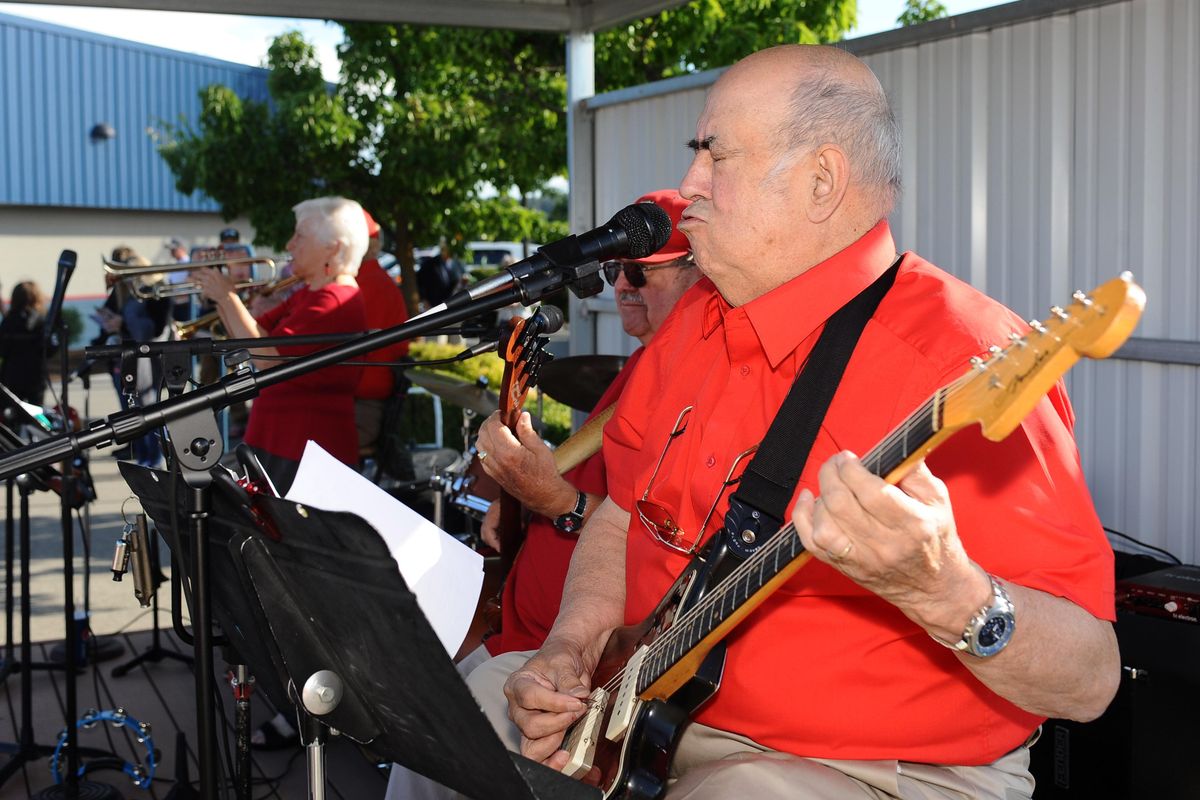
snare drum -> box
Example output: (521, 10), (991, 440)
(449, 448), (500, 520)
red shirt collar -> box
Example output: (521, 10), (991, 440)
(701, 220), (898, 369)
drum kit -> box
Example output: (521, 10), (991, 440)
(403, 355), (626, 531)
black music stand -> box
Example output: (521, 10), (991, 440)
(120, 462), (598, 800)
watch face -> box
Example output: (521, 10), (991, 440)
(974, 612), (1015, 656)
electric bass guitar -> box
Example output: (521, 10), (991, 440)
(559, 273), (1146, 799)
(493, 306), (562, 576)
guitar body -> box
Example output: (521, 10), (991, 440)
(565, 533), (741, 798)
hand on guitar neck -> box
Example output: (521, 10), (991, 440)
(476, 410), (579, 523)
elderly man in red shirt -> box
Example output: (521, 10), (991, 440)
(473, 44), (1120, 799)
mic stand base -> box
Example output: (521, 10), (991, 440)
(48, 637), (125, 666)
(31, 780), (123, 800)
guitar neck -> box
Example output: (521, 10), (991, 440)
(634, 390), (948, 695)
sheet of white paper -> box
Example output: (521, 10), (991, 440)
(286, 441), (484, 657)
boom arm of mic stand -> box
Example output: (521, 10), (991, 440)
(0, 279), (551, 484)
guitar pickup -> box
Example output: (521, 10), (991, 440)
(562, 686), (608, 779)
(604, 645), (648, 743)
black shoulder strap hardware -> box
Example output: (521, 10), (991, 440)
(723, 258), (900, 560)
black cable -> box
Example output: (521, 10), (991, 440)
(1104, 525), (1182, 565)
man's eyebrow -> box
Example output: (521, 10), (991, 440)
(686, 135), (716, 152)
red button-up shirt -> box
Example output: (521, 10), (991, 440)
(604, 221), (1113, 765)
(486, 348), (644, 656)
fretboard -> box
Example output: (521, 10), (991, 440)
(635, 388), (946, 694)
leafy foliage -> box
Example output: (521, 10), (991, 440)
(408, 341), (571, 446)
(154, 3), (856, 313)
(896, 0), (949, 27)
(597, 0), (855, 91)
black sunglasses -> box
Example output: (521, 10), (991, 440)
(602, 256), (694, 288)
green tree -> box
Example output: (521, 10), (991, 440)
(155, 2), (856, 311)
(897, 0), (949, 27)
(597, 0), (855, 91)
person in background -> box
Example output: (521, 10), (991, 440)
(194, 197), (367, 493)
(353, 209), (411, 456)
(0, 281), (55, 406)
(92, 250), (171, 467)
(163, 237), (193, 323)
(382, 189), (700, 800)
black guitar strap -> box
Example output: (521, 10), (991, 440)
(722, 257), (901, 560)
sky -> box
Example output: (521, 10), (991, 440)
(0, 1), (1004, 83)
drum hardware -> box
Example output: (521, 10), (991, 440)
(407, 370), (500, 417)
(536, 355), (627, 412)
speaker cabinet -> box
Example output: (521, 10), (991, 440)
(1029, 609), (1200, 799)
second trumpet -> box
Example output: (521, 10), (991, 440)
(103, 255), (276, 300)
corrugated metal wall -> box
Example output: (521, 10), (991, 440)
(0, 12), (269, 212)
(574, 0), (1200, 557)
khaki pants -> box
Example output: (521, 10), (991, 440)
(464, 651), (1035, 800)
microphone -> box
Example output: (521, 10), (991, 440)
(438, 202), (673, 311)
(529, 304), (564, 336)
(44, 250), (77, 347)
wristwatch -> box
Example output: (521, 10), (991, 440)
(931, 574), (1016, 658)
(553, 491), (587, 534)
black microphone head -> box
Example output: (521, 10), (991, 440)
(58, 250), (77, 272)
(533, 304), (565, 335)
(610, 203), (673, 260)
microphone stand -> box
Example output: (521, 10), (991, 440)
(0, 259), (600, 800)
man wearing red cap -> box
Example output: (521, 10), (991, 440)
(354, 210), (411, 454)
(383, 189), (697, 800)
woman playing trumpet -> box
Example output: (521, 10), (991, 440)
(193, 197), (367, 492)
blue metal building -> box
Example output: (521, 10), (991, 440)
(0, 11), (269, 212)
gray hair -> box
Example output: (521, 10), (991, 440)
(776, 65), (902, 214)
(292, 196), (369, 277)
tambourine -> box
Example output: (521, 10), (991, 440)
(50, 707), (157, 789)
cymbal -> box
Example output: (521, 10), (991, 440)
(537, 355), (627, 412)
(407, 371), (499, 417)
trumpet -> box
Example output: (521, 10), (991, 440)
(175, 273), (304, 339)
(103, 256), (276, 300)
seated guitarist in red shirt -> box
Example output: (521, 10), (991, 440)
(469, 45), (1120, 800)
(383, 189), (700, 800)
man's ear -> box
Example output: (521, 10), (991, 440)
(806, 144), (850, 224)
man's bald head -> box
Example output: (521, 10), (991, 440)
(727, 45), (901, 217)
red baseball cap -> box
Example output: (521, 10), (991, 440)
(633, 189), (691, 265)
(363, 209), (381, 238)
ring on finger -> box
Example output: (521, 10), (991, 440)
(478, 450), (489, 461)
(828, 540), (853, 560)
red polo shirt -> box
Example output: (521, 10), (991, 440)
(486, 348), (644, 656)
(354, 258), (410, 401)
(245, 283), (365, 465)
(603, 221), (1113, 765)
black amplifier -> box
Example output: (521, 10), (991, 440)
(1116, 564), (1200, 623)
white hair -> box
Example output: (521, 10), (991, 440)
(776, 57), (902, 215)
(292, 196), (368, 277)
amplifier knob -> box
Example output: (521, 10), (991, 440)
(1164, 600), (1179, 613)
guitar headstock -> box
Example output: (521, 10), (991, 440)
(498, 307), (559, 422)
(941, 272), (1145, 441)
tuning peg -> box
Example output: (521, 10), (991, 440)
(969, 356), (986, 370)
(1050, 306), (1069, 320)
(1008, 332), (1026, 347)
(1029, 319), (1048, 334)
(1072, 290), (1092, 306)
(988, 345), (1004, 356)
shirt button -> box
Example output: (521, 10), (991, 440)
(740, 364), (751, 376)
(706, 455), (717, 468)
